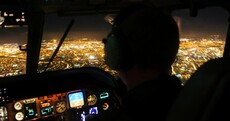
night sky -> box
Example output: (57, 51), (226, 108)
(42, 14), (112, 41)
(0, 6), (229, 44)
(173, 7), (229, 38)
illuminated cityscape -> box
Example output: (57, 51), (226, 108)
(172, 38), (224, 83)
(0, 38), (225, 83)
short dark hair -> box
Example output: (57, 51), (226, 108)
(105, 4), (179, 71)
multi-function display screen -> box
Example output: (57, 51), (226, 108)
(24, 98), (38, 120)
(68, 91), (85, 108)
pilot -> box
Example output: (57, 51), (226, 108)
(103, 3), (183, 121)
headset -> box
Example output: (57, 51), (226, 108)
(103, 26), (133, 70)
(103, 4), (149, 70)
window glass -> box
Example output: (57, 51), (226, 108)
(172, 7), (228, 83)
(39, 14), (117, 76)
(0, 10), (27, 77)
(39, 7), (228, 83)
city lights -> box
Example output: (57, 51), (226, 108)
(0, 38), (225, 82)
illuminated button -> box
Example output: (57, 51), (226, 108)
(24, 98), (36, 104)
(15, 112), (24, 121)
(100, 92), (109, 99)
(14, 102), (23, 111)
(89, 107), (98, 114)
(102, 103), (109, 110)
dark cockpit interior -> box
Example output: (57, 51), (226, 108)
(0, 0), (230, 121)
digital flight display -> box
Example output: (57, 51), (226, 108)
(68, 91), (85, 108)
(40, 107), (53, 116)
(40, 100), (54, 116)
(89, 107), (98, 114)
(24, 98), (38, 120)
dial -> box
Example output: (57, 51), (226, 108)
(14, 102), (23, 111)
(15, 112), (24, 121)
(55, 101), (67, 113)
(87, 94), (97, 106)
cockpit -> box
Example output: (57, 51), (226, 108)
(0, 1), (124, 120)
(0, 0), (230, 121)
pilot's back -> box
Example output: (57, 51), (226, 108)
(116, 75), (182, 121)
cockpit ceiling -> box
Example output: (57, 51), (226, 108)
(0, 0), (184, 13)
(41, 0), (184, 13)
(0, 0), (229, 14)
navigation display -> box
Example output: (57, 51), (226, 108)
(40, 106), (53, 116)
(24, 99), (38, 120)
(40, 100), (54, 116)
(68, 91), (85, 108)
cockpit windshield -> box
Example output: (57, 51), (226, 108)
(38, 13), (118, 76)
(0, 29), (27, 77)
(172, 7), (228, 83)
(0, 6), (228, 84)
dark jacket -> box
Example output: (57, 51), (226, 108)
(115, 75), (182, 121)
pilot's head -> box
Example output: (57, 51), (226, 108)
(103, 4), (179, 72)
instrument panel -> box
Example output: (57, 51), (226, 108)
(0, 89), (119, 121)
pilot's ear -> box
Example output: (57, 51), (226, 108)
(104, 32), (123, 70)
(103, 30), (133, 70)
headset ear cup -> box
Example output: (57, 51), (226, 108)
(104, 32), (133, 70)
(104, 34), (122, 70)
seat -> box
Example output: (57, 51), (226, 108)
(166, 57), (230, 121)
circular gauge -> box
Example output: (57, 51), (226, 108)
(15, 112), (24, 121)
(14, 102), (23, 111)
(87, 94), (97, 106)
(102, 103), (109, 110)
(55, 101), (67, 113)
